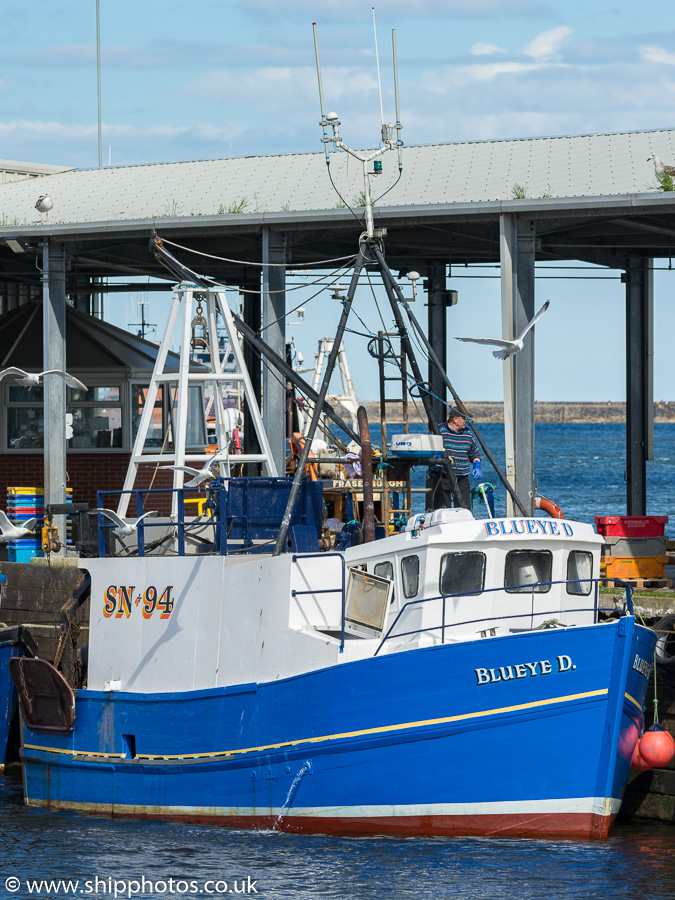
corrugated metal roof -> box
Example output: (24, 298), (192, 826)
(0, 301), (204, 372)
(0, 129), (674, 227)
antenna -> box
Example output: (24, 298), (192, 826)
(392, 29), (403, 171)
(312, 21), (404, 238)
(372, 8), (385, 128)
(312, 23), (331, 165)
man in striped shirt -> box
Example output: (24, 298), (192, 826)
(429, 406), (481, 511)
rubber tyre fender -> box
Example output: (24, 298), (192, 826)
(654, 614), (675, 672)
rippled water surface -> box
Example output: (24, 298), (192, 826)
(3, 422), (674, 899)
(0, 776), (673, 900)
(385, 422), (675, 535)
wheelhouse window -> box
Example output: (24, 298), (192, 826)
(374, 561), (395, 604)
(566, 551), (593, 595)
(504, 550), (552, 593)
(401, 555), (420, 599)
(440, 551), (486, 596)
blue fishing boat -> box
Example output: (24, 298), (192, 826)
(12, 500), (656, 839)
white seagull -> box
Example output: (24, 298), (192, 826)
(90, 509), (159, 538)
(35, 194), (53, 223)
(0, 367), (88, 392)
(160, 452), (230, 488)
(0, 510), (37, 543)
(455, 300), (550, 360)
(648, 153), (675, 180)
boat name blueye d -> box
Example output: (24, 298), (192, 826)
(475, 655), (575, 685)
(484, 519), (574, 536)
(632, 655), (651, 678)
(103, 585), (175, 620)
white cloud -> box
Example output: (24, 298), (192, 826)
(522, 25), (573, 60)
(639, 45), (675, 66)
(471, 42), (507, 56)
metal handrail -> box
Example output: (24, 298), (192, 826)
(374, 577), (634, 656)
(96, 486), (227, 558)
(291, 552), (347, 652)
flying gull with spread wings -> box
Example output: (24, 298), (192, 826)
(160, 452), (231, 488)
(0, 367), (88, 392)
(90, 509), (159, 538)
(455, 300), (550, 360)
(0, 510), (37, 543)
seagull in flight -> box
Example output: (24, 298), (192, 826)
(0, 367), (88, 392)
(0, 510), (37, 543)
(455, 300), (550, 360)
(90, 509), (159, 538)
(160, 452), (230, 488)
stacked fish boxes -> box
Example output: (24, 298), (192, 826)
(6, 487), (73, 563)
(596, 516), (669, 582)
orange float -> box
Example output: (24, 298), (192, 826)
(534, 495), (565, 519)
(639, 724), (675, 768)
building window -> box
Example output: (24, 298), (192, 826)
(567, 551), (593, 595)
(131, 384), (206, 451)
(6, 383), (123, 450)
(439, 551), (486, 596)
(401, 555), (420, 599)
(504, 550), (552, 593)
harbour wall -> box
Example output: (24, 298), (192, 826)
(361, 401), (675, 424)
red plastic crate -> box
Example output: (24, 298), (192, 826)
(594, 515), (668, 537)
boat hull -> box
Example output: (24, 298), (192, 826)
(21, 618), (655, 840)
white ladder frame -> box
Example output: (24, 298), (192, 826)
(303, 337), (359, 436)
(117, 284), (277, 518)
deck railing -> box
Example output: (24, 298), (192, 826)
(374, 578), (634, 656)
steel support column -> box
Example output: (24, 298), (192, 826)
(625, 256), (653, 514)
(500, 215), (536, 516)
(427, 265), (447, 424)
(262, 227), (287, 475)
(42, 241), (67, 548)
(242, 277), (262, 475)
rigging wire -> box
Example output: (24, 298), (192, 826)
(327, 164), (366, 230)
(259, 268), (351, 333)
(160, 237), (357, 269)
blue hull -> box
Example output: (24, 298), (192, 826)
(21, 619), (655, 839)
(0, 640), (27, 771)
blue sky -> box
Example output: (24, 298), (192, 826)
(2, 0), (675, 401)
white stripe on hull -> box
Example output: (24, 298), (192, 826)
(25, 796), (622, 818)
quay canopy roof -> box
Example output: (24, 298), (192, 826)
(2, 127), (675, 288)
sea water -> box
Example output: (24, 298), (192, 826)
(2, 423), (674, 899)
(0, 774), (673, 900)
(381, 421), (675, 535)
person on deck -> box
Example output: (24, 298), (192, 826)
(429, 406), (481, 511)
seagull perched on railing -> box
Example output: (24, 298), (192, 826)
(0, 367), (87, 392)
(455, 300), (550, 360)
(160, 452), (230, 488)
(648, 153), (675, 179)
(0, 510), (37, 542)
(90, 509), (159, 538)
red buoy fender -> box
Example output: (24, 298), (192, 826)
(639, 725), (675, 768)
(534, 495), (565, 519)
(631, 739), (653, 771)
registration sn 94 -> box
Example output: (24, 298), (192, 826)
(103, 585), (175, 620)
